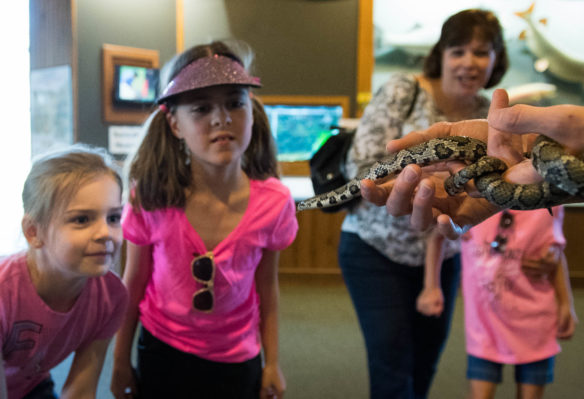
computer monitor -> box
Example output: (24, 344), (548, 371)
(264, 103), (344, 162)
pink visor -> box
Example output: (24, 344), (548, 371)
(157, 54), (262, 103)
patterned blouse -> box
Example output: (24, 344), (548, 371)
(342, 73), (490, 266)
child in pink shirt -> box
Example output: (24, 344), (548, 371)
(418, 207), (577, 399)
(0, 146), (128, 399)
(110, 41), (298, 399)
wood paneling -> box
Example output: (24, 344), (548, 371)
(279, 210), (346, 274)
(356, 0), (373, 117)
(30, 0), (72, 70)
(564, 206), (584, 285)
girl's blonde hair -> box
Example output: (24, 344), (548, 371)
(22, 144), (122, 230)
(127, 40), (278, 211)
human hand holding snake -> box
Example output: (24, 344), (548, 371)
(297, 89), (584, 239)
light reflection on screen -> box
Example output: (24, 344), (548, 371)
(265, 104), (343, 162)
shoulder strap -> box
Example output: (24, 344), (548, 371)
(404, 78), (419, 119)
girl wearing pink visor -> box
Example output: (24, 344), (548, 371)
(111, 40), (298, 399)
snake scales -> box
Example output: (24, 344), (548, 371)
(296, 135), (584, 212)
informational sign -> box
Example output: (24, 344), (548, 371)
(108, 125), (143, 155)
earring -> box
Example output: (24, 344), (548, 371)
(180, 138), (191, 166)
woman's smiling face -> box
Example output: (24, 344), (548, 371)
(441, 37), (496, 99)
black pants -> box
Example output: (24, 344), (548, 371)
(23, 377), (58, 399)
(137, 327), (262, 399)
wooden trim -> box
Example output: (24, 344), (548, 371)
(279, 268), (341, 275)
(259, 95), (350, 176)
(101, 44), (160, 125)
(175, 0), (184, 53)
(356, 0), (373, 117)
(259, 95), (350, 117)
(71, 0), (78, 142)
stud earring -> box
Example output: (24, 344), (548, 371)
(180, 138), (191, 166)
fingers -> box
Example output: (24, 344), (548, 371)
(360, 179), (392, 206)
(435, 214), (470, 240)
(384, 165), (422, 215)
(503, 160), (543, 185)
(487, 90), (524, 166)
(489, 90), (584, 152)
(409, 179), (436, 231)
(386, 122), (453, 153)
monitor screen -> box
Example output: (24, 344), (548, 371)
(113, 65), (159, 106)
(265, 104), (344, 161)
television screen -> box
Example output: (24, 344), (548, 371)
(113, 65), (159, 106)
(265, 104), (343, 162)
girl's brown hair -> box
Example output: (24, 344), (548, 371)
(423, 9), (508, 88)
(127, 40), (278, 211)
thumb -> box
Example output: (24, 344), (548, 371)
(487, 89), (524, 165)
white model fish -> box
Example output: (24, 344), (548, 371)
(506, 82), (557, 105)
(515, 2), (584, 83)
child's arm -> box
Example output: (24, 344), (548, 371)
(60, 338), (110, 398)
(554, 252), (578, 340)
(111, 242), (153, 399)
(417, 229), (445, 317)
(255, 249), (286, 399)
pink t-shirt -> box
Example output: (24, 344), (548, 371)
(0, 252), (128, 399)
(461, 207), (565, 364)
(122, 177), (298, 363)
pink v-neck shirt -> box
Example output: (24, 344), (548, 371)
(122, 178), (298, 363)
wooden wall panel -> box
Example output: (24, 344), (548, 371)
(30, 0), (72, 70)
(279, 210), (346, 274)
(563, 206), (584, 286)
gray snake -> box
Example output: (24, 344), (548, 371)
(296, 135), (584, 212)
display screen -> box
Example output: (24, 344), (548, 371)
(113, 65), (159, 105)
(265, 104), (344, 162)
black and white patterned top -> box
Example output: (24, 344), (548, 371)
(342, 73), (490, 266)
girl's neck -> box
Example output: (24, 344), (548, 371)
(423, 76), (479, 121)
(26, 252), (87, 313)
(190, 161), (248, 198)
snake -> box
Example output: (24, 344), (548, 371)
(296, 135), (584, 212)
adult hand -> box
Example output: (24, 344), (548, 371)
(361, 89), (543, 238)
(488, 96), (584, 154)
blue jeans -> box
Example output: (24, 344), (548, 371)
(467, 355), (555, 385)
(339, 232), (460, 399)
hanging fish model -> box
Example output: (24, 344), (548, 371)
(515, 2), (584, 84)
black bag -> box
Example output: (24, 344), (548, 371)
(309, 127), (358, 213)
(309, 80), (420, 214)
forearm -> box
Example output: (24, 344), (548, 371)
(114, 242), (152, 366)
(255, 250), (281, 366)
(113, 303), (140, 365)
(424, 230), (445, 289)
(554, 253), (574, 307)
(260, 285), (280, 365)
(61, 339), (110, 399)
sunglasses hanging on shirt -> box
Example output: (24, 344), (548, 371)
(191, 251), (215, 313)
(490, 211), (514, 254)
